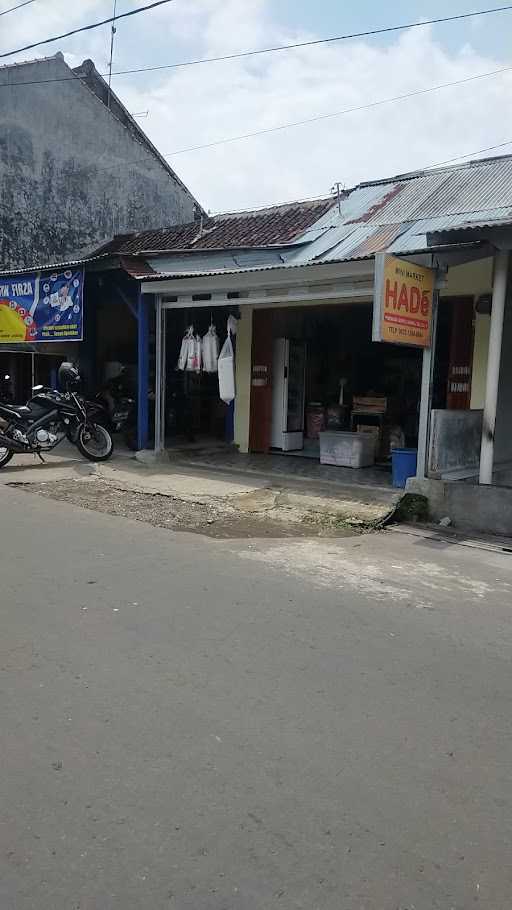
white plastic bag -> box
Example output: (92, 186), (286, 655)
(218, 332), (235, 404)
(202, 325), (219, 373)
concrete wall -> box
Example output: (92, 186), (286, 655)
(0, 56), (198, 269)
(428, 409), (483, 476)
(408, 476), (512, 537)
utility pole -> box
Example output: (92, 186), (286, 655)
(107, 0), (117, 110)
(331, 182), (344, 215)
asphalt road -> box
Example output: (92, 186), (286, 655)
(1, 485), (512, 910)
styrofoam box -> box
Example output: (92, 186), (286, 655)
(319, 431), (376, 468)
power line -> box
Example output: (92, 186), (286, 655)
(0, 0), (36, 15)
(107, 0), (117, 110)
(111, 4), (512, 77)
(79, 62), (512, 187)
(81, 63), (512, 177)
(0, 0), (174, 61)
(215, 143), (512, 215)
(163, 65), (512, 156)
(1, 4), (512, 84)
(427, 138), (512, 169)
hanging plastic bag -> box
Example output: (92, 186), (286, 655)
(218, 331), (235, 404)
(202, 325), (219, 373)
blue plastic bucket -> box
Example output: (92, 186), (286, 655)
(391, 447), (418, 489)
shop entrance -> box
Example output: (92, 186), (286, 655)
(249, 303), (423, 471)
(163, 306), (239, 447)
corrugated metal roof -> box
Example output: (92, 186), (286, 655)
(7, 154), (512, 284)
(0, 252), (112, 278)
(424, 212), (512, 234)
(327, 223), (406, 261)
(138, 259), (375, 283)
(122, 156), (512, 281)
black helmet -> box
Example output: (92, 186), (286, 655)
(58, 362), (80, 390)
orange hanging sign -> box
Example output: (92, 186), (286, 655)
(373, 253), (435, 348)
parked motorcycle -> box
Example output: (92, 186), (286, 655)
(0, 362), (114, 469)
(95, 369), (136, 434)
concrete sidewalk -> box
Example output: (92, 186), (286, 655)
(0, 445), (401, 528)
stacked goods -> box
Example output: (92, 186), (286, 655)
(352, 396), (387, 413)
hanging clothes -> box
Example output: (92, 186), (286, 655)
(190, 333), (202, 372)
(227, 314), (239, 337)
(177, 326), (194, 371)
(202, 324), (220, 373)
(177, 326), (202, 372)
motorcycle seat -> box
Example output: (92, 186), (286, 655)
(0, 403), (38, 419)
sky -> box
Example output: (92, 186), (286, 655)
(1, 0), (512, 213)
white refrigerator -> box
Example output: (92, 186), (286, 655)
(271, 338), (306, 451)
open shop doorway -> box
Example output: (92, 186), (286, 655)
(164, 306), (239, 448)
(250, 302), (423, 473)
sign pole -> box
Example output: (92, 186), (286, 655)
(416, 291), (439, 479)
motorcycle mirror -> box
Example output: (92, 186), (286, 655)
(32, 384), (44, 391)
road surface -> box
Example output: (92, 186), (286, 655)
(1, 484), (512, 910)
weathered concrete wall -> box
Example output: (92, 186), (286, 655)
(428, 408), (483, 476)
(0, 55), (199, 269)
(407, 476), (512, 537)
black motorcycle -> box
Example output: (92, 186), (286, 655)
(0, 362), (114, 469)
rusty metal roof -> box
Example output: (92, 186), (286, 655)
(6, 154), (512, 283)
(139, 155), (512, 281)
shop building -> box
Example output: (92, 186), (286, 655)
(0, 252), (153, 450)
(131, 155), (512, 533)
(3, 154), (512, 536)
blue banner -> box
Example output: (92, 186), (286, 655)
(0, 269), (84, 343)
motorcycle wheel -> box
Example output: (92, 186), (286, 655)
(0, 446), (13, 469)
(76, 423), (114, 462)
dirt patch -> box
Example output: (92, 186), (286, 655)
(15, 479), (357, 539)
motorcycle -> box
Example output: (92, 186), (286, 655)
(95, 369), (136, 440)
(0, 362), (114, 469)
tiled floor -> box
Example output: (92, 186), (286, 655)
(170, 445), (394, 491)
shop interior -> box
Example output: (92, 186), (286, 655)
(261, 302), (423, 471)
(163, 306), (240, 446)
(0, 348), (67, 404)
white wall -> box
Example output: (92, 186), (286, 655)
(442, 257), (494, 411)
(470, 313), (491, 409)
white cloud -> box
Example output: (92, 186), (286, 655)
(1, 0), (511, 212)
(116, 4), (512, 211)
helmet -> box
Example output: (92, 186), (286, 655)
(58, 362), (80, 391)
